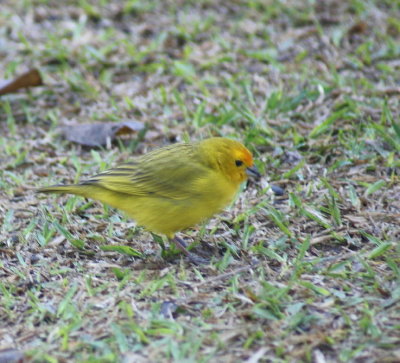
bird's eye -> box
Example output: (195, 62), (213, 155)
(235, 160), (243, 167)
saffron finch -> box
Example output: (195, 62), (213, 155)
(37, 137), (260, 263)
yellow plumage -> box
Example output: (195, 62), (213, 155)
(37, 137), (260, 262)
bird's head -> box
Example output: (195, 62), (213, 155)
(199, 137), (260, 185)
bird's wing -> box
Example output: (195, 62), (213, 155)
(79, 143), (213, 200)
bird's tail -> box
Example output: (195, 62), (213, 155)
(37, 183), (136, 220)
(36, 184), (87, 197)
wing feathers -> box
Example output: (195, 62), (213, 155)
(79, 143), (212, 199)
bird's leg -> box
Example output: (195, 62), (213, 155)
(172, 235), (188, 251)
(172, 236), (209, 265)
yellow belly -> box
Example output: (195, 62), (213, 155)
(71, 179), (238, 238)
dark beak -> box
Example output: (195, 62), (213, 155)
(246, 165), (261, 179)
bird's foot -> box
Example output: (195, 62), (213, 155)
(172, 236), (210, 265)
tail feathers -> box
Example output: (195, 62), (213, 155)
(36, 184), (85, 196)
(37, 183), (130, 213)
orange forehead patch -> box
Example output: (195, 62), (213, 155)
(233, 147), (253, 166)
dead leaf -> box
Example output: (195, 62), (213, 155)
(0, 348), (24, 363)
(0, 69), (43, 96)
(61, 121), (145, 147)
(348, 21), (367, 36)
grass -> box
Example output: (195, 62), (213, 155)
(1, 0), (400, 362)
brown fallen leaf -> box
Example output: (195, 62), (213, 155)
(61, 121), (145, 147)
(0, 68), (43, 96)
(348, 21), (367, 36)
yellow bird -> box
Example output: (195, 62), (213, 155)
(37, 137), (260, 263)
